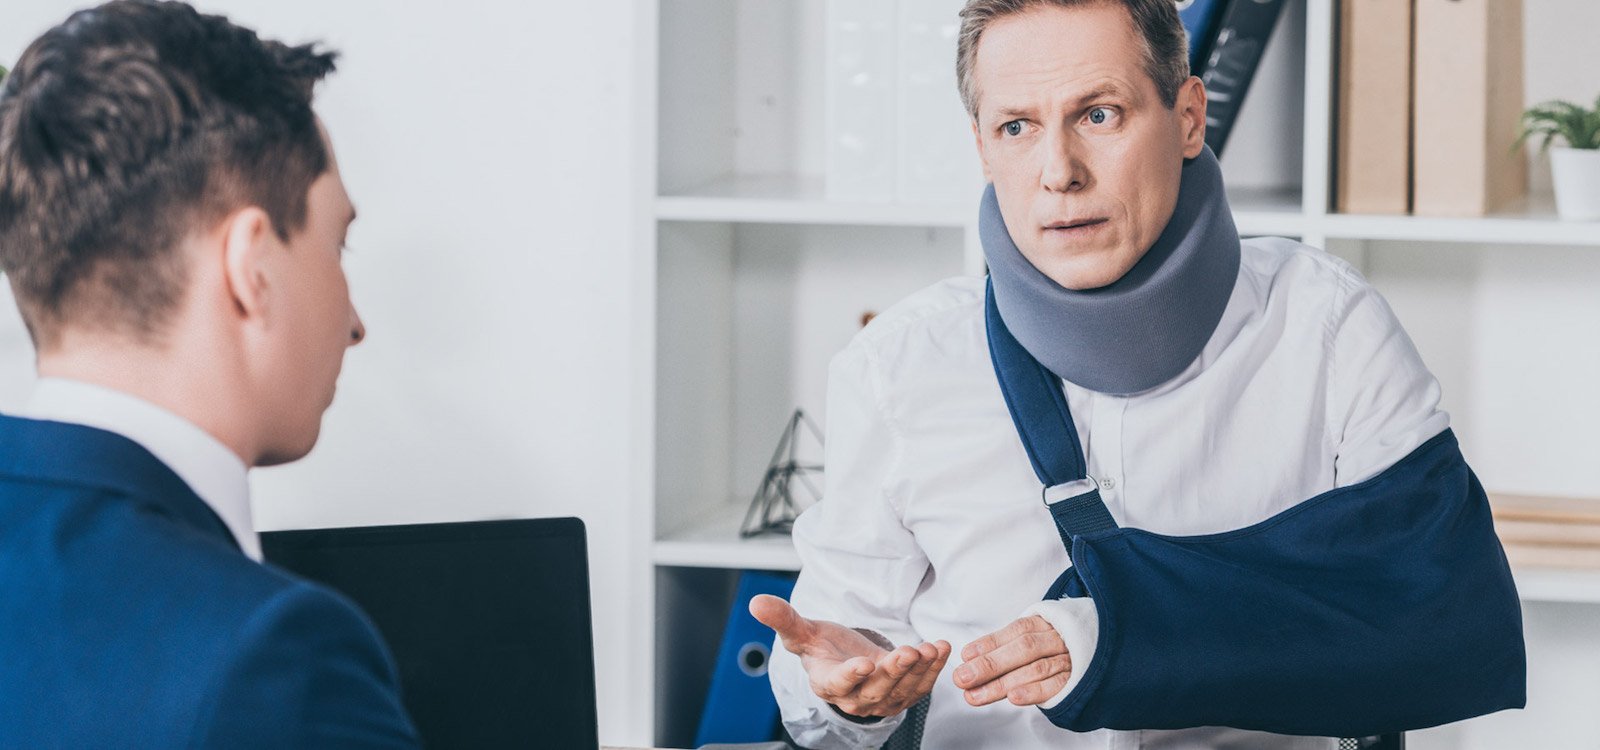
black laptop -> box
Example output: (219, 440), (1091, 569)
(262, 517), (600, 750)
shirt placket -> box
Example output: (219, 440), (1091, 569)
(1088, 395), (1128, 522)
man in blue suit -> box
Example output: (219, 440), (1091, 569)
(0, 2), (420, 746)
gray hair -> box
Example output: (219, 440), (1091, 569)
(956, 0), (1190, 120)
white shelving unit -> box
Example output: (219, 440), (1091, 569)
(633, 1), (1600, 747)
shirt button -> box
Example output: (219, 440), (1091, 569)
(1101, 477), (1117, 490)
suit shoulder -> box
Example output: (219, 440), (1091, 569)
(194, 579), (416, 748)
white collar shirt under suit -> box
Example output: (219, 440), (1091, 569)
(770, 237), (1451, 750)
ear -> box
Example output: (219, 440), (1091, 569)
(1176, 76), (1208, 159)
(220, 207), (278, 325)
(972, 119), (994, 183)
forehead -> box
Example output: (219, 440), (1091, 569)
(971, 4), (1152, 112)
(309, 121), (353, 221)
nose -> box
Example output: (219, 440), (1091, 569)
(348, 304), (365, 346)
(1040, 125), (1088, 194)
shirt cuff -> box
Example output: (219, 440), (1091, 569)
(1023, 596), (1100, 711)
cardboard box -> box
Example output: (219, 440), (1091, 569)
(1413, 0), (1528, 216)
(1335, 0), (1413, 214)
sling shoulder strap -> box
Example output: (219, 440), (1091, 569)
(984, 279), (1118, 543)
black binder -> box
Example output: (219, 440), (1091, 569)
(1197, 0), (1289, 157)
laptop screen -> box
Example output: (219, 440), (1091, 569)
(262, 517), (599, 750)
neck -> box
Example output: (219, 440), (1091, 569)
(36, 331), (257, 466)
(982, 145), (1242, 395)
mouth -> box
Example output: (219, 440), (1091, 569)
(1043, 218), (1110, 236)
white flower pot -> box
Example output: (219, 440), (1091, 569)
(1550, 145), (1600, 221)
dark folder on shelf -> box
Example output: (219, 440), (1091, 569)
(694, 570), (797, 746)
(1177, 0), (1230, 74)
(1199, 0), (1288, 157)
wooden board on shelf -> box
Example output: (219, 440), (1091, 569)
(1492, 493), (1600, 525)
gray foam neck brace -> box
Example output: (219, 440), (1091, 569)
(982, 145), (1242, 396)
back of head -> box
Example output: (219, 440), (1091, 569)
(0, 0), (337, 350)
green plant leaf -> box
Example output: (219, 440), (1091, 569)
(1519, 97), (1600, 152)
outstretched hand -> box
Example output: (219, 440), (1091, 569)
(750, 594), (952, 719)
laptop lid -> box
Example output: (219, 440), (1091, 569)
(262, 517), (599, 750)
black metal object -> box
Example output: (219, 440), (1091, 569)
(741, 409), (825, 538)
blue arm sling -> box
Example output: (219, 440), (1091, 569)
(984, 280), (1526, 736)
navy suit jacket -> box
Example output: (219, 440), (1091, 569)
(0, 414), (420, 748)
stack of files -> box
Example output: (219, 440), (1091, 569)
(1491, 494), (1600, 569)
(1335, 0), (1528, 216)
(1334, 0), (1413, 215)
(1411, 0), (1527, 216)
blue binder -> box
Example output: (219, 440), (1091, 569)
(694, 570), (797, 746)
(1176, 0), (1230, 73)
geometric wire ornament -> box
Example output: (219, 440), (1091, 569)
(740, 408), (825, 538)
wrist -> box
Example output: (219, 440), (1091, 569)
(828, 703), (885, 724)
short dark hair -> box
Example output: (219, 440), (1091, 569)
(957, 0), (1190, 119)
(0, 0), (337, 346)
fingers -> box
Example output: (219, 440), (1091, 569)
(960, 615), (1052, 663)
(813, 656), (876, 699)
(828, 641), (951, 717)
(894, 640), (952, 706)
(749, 594), (810, 649)
(882, 642), (938, 706)
(1004, 667), (1072, 707)
(961, 652), (1071, 707)
(853, 645), (922, 705)
(953, 616), (1062, 690)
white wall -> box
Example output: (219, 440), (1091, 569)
(0, 0), (648, 743)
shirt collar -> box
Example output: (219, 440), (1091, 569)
(17, 377), (260, 561)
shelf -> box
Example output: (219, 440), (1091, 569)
(1228, 185), (1307, 238)
(653, 505), (801, 571)
(657, 174), (969, 227)
(653, 508), (1600, 605)
(1512, 567), (1600, 605)
(658, 175), (1312, 238)
(1325, 196), (1600, 247)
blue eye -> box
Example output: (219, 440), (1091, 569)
(1088, 107), (1111, 125)
(1003, 120), (1023, 136)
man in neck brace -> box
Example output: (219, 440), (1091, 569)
(752, 1), (1525, 748)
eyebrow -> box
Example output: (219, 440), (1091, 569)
(991, 83), (1131, 120)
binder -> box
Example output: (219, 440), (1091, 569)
(694, 571), (798, 746)
(1199, 0), (1288, 157)
(1176, 0), (1231, 74)
(1412, 0), (1527, 216)
(825, 0), (898, 200)
(896, 0), (982, 203)
(1334, 0), (1414, 215)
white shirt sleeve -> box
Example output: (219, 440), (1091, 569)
(1325, 264), (1451, 486)
(769, 340), (933, 750)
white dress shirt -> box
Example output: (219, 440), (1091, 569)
(16, 378), (259, 561)
(771, 237), (1450, 750)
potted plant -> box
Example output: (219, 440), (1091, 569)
(1516, 94), (1600, 221)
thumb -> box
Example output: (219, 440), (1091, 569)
(750, 594), (811, 647)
